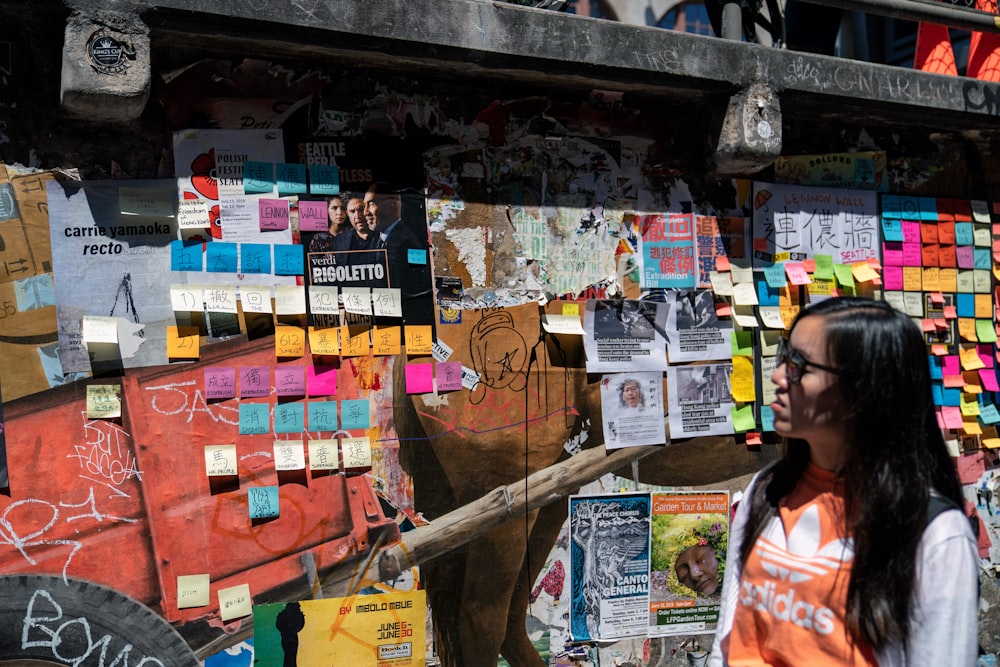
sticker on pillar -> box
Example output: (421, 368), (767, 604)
(86, 31), (136, 75)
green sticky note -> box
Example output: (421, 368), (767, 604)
(731, 404), (757, 432)
(977, 319), (997, 342)
(813, 254), (834, 280)
(731, 330), (754, 357)
(832, 263), (855, 291)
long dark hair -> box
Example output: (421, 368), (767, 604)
(740, 297), (963, 649)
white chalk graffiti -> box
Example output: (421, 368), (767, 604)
(144, 380), (240, 425)
(22, 587), (166, 667)
(68, 414), (142, 494)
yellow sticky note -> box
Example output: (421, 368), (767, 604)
(177, 574), (210, 609)
(958, 318), (978, 342)
(976, 294), (994, 319)
(341, 436), (372, 469)
(308, 439), (340, 471)
(851, 261), (880, 283)
(730, 356), (756, 403)
(340, 325), (370, 357)
(961, 392), (981, 416)
(939, 268), (958, 293)
(730, 404), (756, 433)
(964, 419), (984, 435)
(218, 583), (252, 622)
(921, 267), (941, 293)
(404, 325), (434, 356)
(372, 325), (401, 356)
(275, 325), (306, 358)
(902, 267), (923, 292)
(308, 326), (340, 355)
(960, 346), (986, 371)
(167, 326), (200, 359)
(86, 384), (121, 419)
(562, 302), (580, 316)
(204, 444), (237, 476)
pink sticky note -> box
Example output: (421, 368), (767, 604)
(275, 365), (306, 396)
(901, 220), (921, 243)
(978, 344), (996, 368)
(240, 366), (271, 398)
(405, 363), (433, 394)
(259, 198), (290, 231)
(307, 365), (337, 396)
(956, 245), (976, 269)
(784, 262), (811, 285)
(882, 242), (903, 266)
(901, 242), (922, 266)
(204, 366), (237, 400)
(882, 266), (903, 290)
(956, 449), (985, 484)
(941, 405), (965, 431)
(942, 356), (961, 376)
(943, 374), (966, 388)
(943, 306), (957, 319)
(436, 362), (463, 392)
(298, 200), (329, 232)
(981, 369), (1000, 392)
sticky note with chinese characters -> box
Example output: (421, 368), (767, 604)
(240, 244), (271, 275)
(204, 444), (237, 477)
(308, 286), (339, 316)
(276, 163), (307, 195)
(243, 161), (274, 194)
(177, 574), (210, 609)
(86, 384), (121, 419)
(274, 284), (306, 315)
(275, 365), (306, 396)
(273, 403), (305, 433)
(218, 583), (253, 622)
(340, 325), (370, 357)
(436, 362), (463, 392)
(372, 288), (402, 317)
(203, 284), (239, 313)
(167, 326), (200, 359)
(309, 164), (340, 195)
(342, 287), (373, 315)
(372, 325), (401, 356)
(405, 325), (433, 355)
(308, 326), (340, 356)
(204, 367), (237, 401)
(239, 403), (270, 435)
(341, 436), (372, 469)
(308, 439), (339, 470)
(206, 242), (238, 273)
(240, 285), (272, 314)
(273, 439), (305, 471)
(275, 325), (306, 358)
(273, 244), (304, 276)
(340, 399), (370, 430)
(307, 401), (337, 432)
(240, 366), (271, 398)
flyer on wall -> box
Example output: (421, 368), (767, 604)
(649, 492), (730, 637)
(600, 372), (667, 449)
(583, 299), (668, 373)
(569, 493), (651, 642)
(666, 363), (735, 437)
(664, 289), (733, 363)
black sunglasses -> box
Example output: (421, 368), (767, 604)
(776, 337), (840, 384)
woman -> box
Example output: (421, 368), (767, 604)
(619, 378), (646, 410)
(305, 195), (348, 253)
(710, 297), (978, 666)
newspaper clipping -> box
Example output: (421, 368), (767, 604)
(570, 493), (652, 642)
(667, 363), (735, 437)
(665, 289), (733, 363)
(649, 492), (730, 636)
(583, 300), (668, 373)
(600, 372), (667, 449)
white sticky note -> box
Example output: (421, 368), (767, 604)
(177, 574), (210, 609)
(274, 285), (306, 315)
(240, 285), (272, 314)
(341, 436), (372, 469)
(82, 316), (119, 344)
(203, 285), (239, 313)
(342, 287), (373, 315)
(541, 314), (586, 335)
(119, 186), (175, 218)
(371, 288), (402, 318)
(177, 199), (210, 229)
(273, 439), (306, 471)
(308, 439), (340, 471)
(309, 285), (339, 315)
(204, 444), (237, 477)
(731, 282), (759, 306)
(171, 284), (202, 312)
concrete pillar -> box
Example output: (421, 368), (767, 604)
(61, 10), (150, 121)
(711, 82), (782, 176)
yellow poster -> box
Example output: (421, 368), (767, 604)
(253, 590), (425, 666)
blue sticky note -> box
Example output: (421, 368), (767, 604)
(975, 247), (991, 269)
(240, 243), (272, 274)
(757, 280), (780, 307)
(307, 401), (338, 432)
(955, 222), (974, 245)
(276, 163), (308, 195)
(898, 196), (920, 220)
(171, 239), (203, 272)
(928, 357), (943, 380)
(762, 263), (787, 288)
(931, 382), (944, 406)
(273, 244), (304, 275)
(407, 248), (427, 265)
(881, 217), (903, 242)
(239, 403), (270, 435)
(206, 242), (238, 273)
(760, 405), (775, 432)
(880, 194), (901, 219)
(957, 293), (976, 318)
(274, 402), (305, 433)
(249, 486), (279, 519)
(243, 161), (274, 194)
(309, 165), (340, 195)
(942, 386), (961, 407)
(980, 402), (1000, 425)
(341, 399), (371, 430)
(918, 197), (939, 221)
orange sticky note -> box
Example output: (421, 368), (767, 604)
(372, 325), (401, 356)
(308, 326), (339, 356)
(958, 318), (977, 342)
(961, 346), (986, 370)
(404, 325), (433, 356)
(340, 325), (370, 357)
(851, 261), (880, 283)
(922, 268), (941, 293)
(167, 326), (200, 359)
(274, 325), (306, 358)
(976, 294), (993, 318)
(902, 267), (923, 291)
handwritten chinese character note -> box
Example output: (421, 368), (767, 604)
(177, 574), (210, 609)
(308, 439), (340, 470)
(218, 583), (253, 621)
(273, 439), (305, 471)
(341, 436), (372, 469)
(204, 444), (238, 477)
(86, 384), (121, 419)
